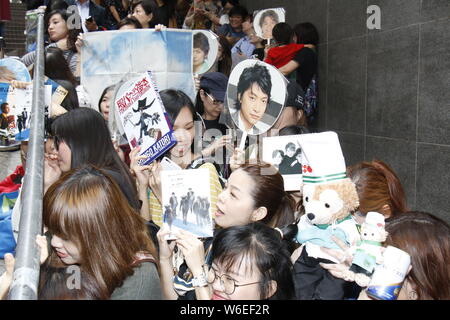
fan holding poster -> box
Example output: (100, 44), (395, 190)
(114, 71), (177, 165)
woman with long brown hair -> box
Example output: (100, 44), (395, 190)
(347, 159), (408, 223)
(382, 211), (450, 300)
(39, 165), (161, 300)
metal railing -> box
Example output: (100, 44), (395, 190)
(7, 9), (45, 300)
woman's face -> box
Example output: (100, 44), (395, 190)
(201, 90), (223, 120)
(132, 4), (153, 27)
(261, 16), (277, 39)
(170, 106), (195, 158)
(100, 90), (113, 121)
(215, 169), (258, 228)
(193, 48), (207, 69)
(51, 234), (81, 265)
(48, 14), (69, 42)
(210, 259), (262, 300)
(56, 140), (72, 172)
(229, 14), (244, 30)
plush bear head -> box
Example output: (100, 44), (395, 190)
(360, 211), (388, 242)
(302, 178), (360, 225)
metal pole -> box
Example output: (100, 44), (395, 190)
(7, 8), (45, 300)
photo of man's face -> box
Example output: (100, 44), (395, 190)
(238, 82), (269, 131)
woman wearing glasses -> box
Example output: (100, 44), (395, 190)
(172, 222), (295, 300)
(194, 72), (232, 175)
(157, 162), (296, 300)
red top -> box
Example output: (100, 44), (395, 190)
(0, 165), (24, 194)
(265, 43), (305, 69)
(0, 0), (11, 21)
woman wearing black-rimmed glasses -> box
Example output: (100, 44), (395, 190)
(177, 222), (295, 300)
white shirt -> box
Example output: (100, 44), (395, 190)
(76, 0), (91, 33)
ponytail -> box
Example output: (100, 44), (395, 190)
(270, 191), (296, 228)
(372, 160), (409, 215)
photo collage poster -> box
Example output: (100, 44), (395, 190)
(114, 71), (177, 165)
(0, 83), (51, 141)
(161, 168), (214, 239)
(262, 135), (303, 191)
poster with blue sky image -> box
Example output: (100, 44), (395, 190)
(81, 29), (195, 112)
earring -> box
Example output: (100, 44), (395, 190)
(408, 290), (418, 300)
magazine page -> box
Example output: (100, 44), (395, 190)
(161, 168), (214, 239)
(114, 72), (177, 165)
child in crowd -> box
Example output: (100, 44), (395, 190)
(264, 23), (304, 69)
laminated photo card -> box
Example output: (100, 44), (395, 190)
(161, 168), (214, 239)
(262, 135), (303, 191)
(114, 71), (177, 165)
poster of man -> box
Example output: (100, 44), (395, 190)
(253, 8), (286, 40)
(262, 135), (303, 191)
(161, 168), (213, 239)
(226, 59), (287, 136)
(192, 30), (219, 75)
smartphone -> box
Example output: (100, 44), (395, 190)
(160, 157), (182, 171)
(85, 16), (93, 23)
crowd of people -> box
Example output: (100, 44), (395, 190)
(0, 0), (449, 301)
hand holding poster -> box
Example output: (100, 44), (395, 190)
(161, 168), (214, 239)
(114, 71), (177, 165)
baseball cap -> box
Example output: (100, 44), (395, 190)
(200, 72), (229, 102)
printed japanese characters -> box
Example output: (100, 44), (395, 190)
(114, 72), (176, 165)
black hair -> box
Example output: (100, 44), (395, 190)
(272, 22), (294, 45)
(98, 85), (115, 114)
(159, 89), (198, 127)
(50, 108), (139, 208)
(116, 16), (143, 29)
(44, 47), (79, 110)
(279, 125), (310, 136)
(221, 0), (239, 7)
(217, 35), (232, 77)
(194, 87), (211, 117)
(46, 9), (82, 52)
(193, 32), (210, 55)
(159, 89), (199, 158)
(294, 22), (319, 46)
(45, 47), (77, 86)
(44, 0), (68, 16)
(235, 63), (271, 110)
(1, 103), (9, 113)
(132, 0), (157, 15)
(229, 5), (248, 19)
(211, 222), (296, 300)
(259, 9), (279, 28)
